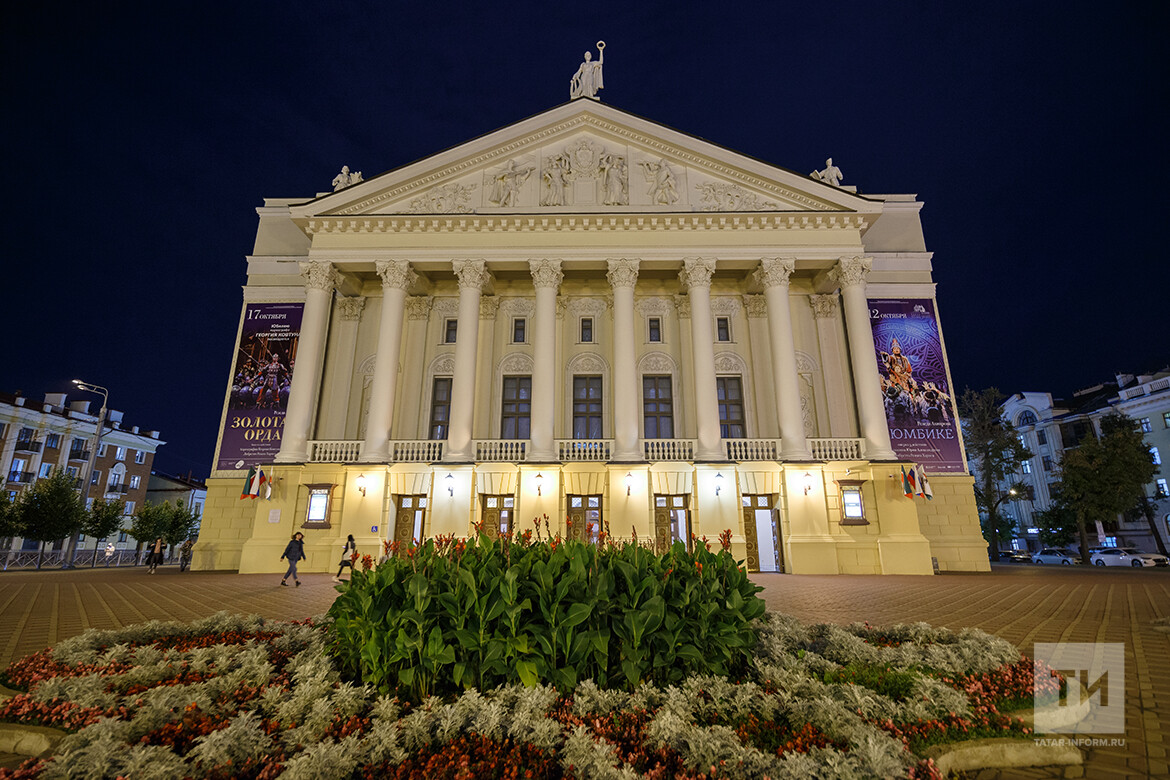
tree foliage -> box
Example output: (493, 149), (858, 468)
(14, 469), (86, 544)
(129, 500), (199, 548)
(84, 498), (126, 542)
(1055, 412), (1157, 562)
(959, 387), (1033, 560)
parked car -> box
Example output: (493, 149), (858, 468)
(1032, 548), (1080, 565)
(1089, 548), (1170, 568)
(1002, 550), (1033, 563)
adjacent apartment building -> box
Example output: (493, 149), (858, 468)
(195, 98), (988, 576)
(1, 391), (164, 554)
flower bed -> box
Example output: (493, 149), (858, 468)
(0, 607), (1053, 779)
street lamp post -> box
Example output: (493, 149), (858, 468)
(71, 379), (109, 566)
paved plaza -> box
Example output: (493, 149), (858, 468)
(1, 564), (1167, 778)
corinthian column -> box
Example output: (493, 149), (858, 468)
(361, 260), (416, 462)
(832, 256), (896, 459)
(607, 258), (641, 461)
(528, 259), (562, 461)
(680, 257), (723, 460)
(755, 258), (811, 459)
(445, 260), (490, 461)
(276, 261), (336, 462)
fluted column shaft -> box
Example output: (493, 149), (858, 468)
(680, 257), (723, 460)
(834, 256), (896, 459)
(446, 260), (489, 461)
(608, 259), (641, 461)
(276, 261), (336, 462)
(361, 260), (415, 462)
(757, 258), (812, 459)
(529, 259), (562, 460)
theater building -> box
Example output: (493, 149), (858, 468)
(196, 99), (988, 575)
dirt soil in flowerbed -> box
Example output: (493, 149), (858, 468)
(0, 611), (1057, 780)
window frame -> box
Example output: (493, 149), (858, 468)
(500, 375), (532, 440)
(429, 377), (453, 440)
(572, 375), (604, 439)
(716, 376), (746, 439)
(647, 317), (662, 343)
(444, 319), (458, 344)
(642, 375), (674, 439)
(715, 316), (731, 342)
(580, 317), (594, 344)
(512, 317), (526, 344)
(304, 483), (334, 528)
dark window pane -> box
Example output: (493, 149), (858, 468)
(430, 378), (452, 440)
(648, 318), (661, 342)
(445, 320), (458, 343)
(581, 318), (593, 343)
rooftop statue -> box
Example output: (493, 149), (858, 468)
(570, 41), (605, 100)
(811, 158), (843, 187)
(332, 165), (363, 191)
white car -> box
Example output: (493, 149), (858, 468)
(1090, 547), (1170, 568)
(1032, 548), (1080, 565)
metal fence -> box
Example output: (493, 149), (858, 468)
(1, 549), (178, 571)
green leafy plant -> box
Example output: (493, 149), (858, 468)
(326, 526), (766, 700)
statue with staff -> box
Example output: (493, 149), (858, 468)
(570, 41), (605, 100)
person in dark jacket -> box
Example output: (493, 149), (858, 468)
(280, 532), (305, 587)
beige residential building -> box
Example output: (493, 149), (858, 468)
(196, 100), (987, 575)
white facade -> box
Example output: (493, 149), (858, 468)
(198, 100), (987, 575)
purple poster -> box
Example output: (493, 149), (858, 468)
(868, 299), (964, 473)
(215, 302), (304, 471)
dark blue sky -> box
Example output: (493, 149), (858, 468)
(3, 1), (1165, 478)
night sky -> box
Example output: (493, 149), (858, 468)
(3, 2), (1164, 479)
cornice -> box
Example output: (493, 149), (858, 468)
(306, 213), (868, 236)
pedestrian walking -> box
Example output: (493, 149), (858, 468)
(280, 532), (305, 587)
(147, 538), (164, 574)
(333, 534), (357, 582)
(179, 539), (194, 572)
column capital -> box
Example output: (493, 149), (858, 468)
(480, 297), (500, 318)
(299, 260), (337, 292)
(605, 258), (640, 289)
(678, 256), (716, 290)
(673, 294), (691, 319)
(405, 295), (433, 320)
(529, 258), (564, 290)
(452, 259), (490, 291)
(809, 294), (839, 319)
(742, 294), (767, 318)
(831, 256), (873, 288)
(375, 259), (417, 290)
(755, 257), (796, 289)
(336, 295), (366, 321)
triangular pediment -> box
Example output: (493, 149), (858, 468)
(290, 101), (877, 221)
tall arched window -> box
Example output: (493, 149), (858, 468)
(1017, 410), (1037, 426)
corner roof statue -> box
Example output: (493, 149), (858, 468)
(570, 41), (605, 100)
(811, 158), (843, 188)
(332, 165), (363, 191)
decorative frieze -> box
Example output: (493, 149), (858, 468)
(637, 351), (676, 374)
(714, 351), (748, 374)
(307, 213), (868, 235)
(336, 296), (366, 321)
(710, 297), (741, 318)
(696, 182), (779, 211)
(431, 298), (459, 319)
(499, 352), (535, 374)
(565, 297), (610, 318)
(498, 297), (536, 318)
(635, 297), (671, 317)
(407, 182), (477, 213)
(431, 354), (456, 376)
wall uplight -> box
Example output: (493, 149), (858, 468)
(802, 472), (815, 496)
(714, 472), (725, 497)
(445, 473), (454, 497)
(355, 473), (367, 497)
(625, 471), (633, 496)
(535, 472), (543, 496)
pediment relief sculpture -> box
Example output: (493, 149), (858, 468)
(696, 181), (780, 211)
(485, 159), (536, 207)
(408, 182), (477, 214)
(540, 137), (628, 207)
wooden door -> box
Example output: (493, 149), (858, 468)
(742, 505), (760, 572)
(653, 505), (671, 554)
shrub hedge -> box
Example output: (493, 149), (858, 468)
(326, 525), (765, 700)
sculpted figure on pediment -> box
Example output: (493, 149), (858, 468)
(599, 153), (628, 205)
(564, 139), (603, 182)
(569, 42), (605, 100)
(639, 158), (679, 205)
(542, 154), (570, 206)
(811, 158), (843, 187)
(408, 182), (477, 213)
(487, 160), (535, 207)
(696, 182), (779, 211)
(332, 165), (363, 191)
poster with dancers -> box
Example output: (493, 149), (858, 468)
(867, 299), (964, 473)
(215, 302), (304, 471)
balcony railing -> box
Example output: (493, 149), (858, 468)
(643, 439), (696, 461)
(725, 438), (780, 461)
(68, 448), (91, 461)
(475, 439), (528, 462)
(301, 437), (867, 465)
(106, 483), (130, 495)
(557, 439), (612, 462)
(809, 438), (865, 460)
(309, 440), (363, 462)
(14, 440), (42, 453)
(7, 471), (34, 484)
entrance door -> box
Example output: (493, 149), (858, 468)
(480, 494), (514, 540)
(567, 495), (602, 543)
(654, 494), (690, 552)
(394, 495), (427, 550)
(742, 494), (779, 572)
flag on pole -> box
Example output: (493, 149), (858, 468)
(906, 465), (919, 497)
(900, 466), (914, 498)
(242, 467), (266, 499)
(263, 477), (272, 500)
(917, 466), (933, 500)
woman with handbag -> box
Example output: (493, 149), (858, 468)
(333, 534), (356, 582)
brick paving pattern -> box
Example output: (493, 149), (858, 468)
(0, 564), (1166, 778)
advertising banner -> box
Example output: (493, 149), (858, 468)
(215, 302), (304, 471)
(868, 298), (964, 473)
